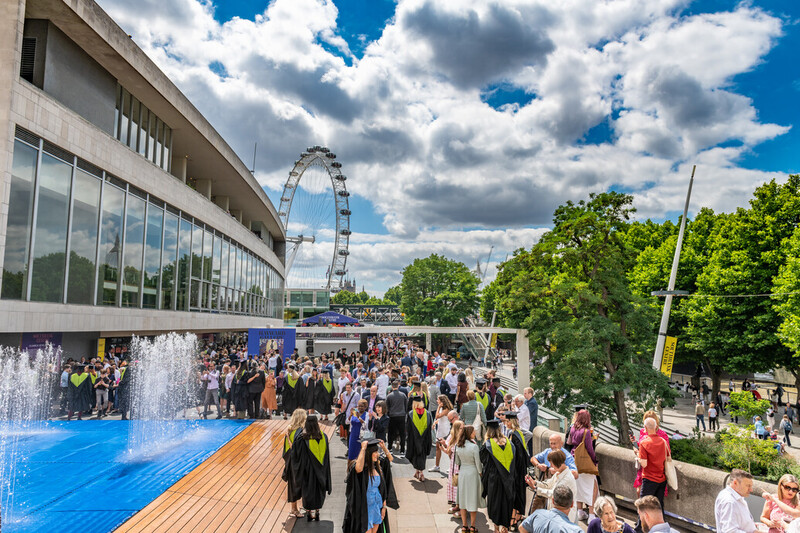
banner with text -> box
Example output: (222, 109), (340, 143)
(660, 336), (677, 378)
(248, 328), (296, 361)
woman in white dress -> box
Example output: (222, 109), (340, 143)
(432, 395), (454, 473)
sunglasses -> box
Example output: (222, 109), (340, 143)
(782, 485), (800, 493)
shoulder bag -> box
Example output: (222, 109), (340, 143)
(573, 430), (599, 476)
(664, 440), (678, 491)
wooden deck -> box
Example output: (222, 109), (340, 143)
(116, 419), (334, 533)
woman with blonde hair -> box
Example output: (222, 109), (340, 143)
(432, 395), (454, 473)
(283, 408), (307, 517)
(465, 367), (474, 390)
(761, 474), (800, 532)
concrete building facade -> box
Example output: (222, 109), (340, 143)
(0, 0), (286, 358)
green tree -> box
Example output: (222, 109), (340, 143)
(490, 192), (674, 445)
(773, 222), (800, 391)
(364, 296), (383, 305)
(628, 208), (725, 398)
(719, 391), (776, 474)
(383, 285), (402, 306)
(399, 254), (480, 326)
(331, 290), (358, 305)
(685, 176), (800, 395)
(356, 290), (370, 304)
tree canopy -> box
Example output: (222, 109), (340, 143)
(487, 192), (674, 444)
(399, 254), (480, 326)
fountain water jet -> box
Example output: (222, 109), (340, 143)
(127, 333), (197, 455)
(0, 344), (58, 525)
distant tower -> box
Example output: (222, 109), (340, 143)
(341, 277), (356, 293)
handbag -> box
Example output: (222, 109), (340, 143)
(573, 440), (599, 476)
(664, 455), (678, 491)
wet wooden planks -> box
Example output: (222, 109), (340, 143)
(116, 419), (334, 533)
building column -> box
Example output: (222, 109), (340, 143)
(214, 195), (229, 211)
(425, 332), (432, 351)
(196, 179), (212, 200)
(178, 156), (188, 183)
(516, 328), (530, 391)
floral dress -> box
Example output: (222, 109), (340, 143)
(447, 446), (459, 503)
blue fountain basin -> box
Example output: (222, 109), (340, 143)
(0, 419), (252, 532)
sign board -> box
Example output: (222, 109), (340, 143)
(21, 332), (62, 357)
(660, 336), (677, 378)
(248, 328), (296, 360)
(97, 338), (106, 361)
(490, 333), (498, 348)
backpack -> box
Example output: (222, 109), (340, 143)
(782, 419), (793, 432)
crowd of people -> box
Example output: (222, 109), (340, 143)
(54, 335), (800, 533)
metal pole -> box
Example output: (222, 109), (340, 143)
(484, 310), (496, 363)
(652, 165), (696, 370)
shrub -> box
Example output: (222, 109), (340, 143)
(670, 436), (720, 469)
(719, 424), (779, 475)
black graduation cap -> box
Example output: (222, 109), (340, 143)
(491, 377), (501, 384)
(573, 404), (588, 412)
(486, 419), (502, 429)
(504, 412), (518, 419)
(475, 378), (487, 386)
(360, 437), (381, 445)
(409, 393), (423, 401)
(322, 368), (332, 375)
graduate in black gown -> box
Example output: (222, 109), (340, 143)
(67, 364), (92, 420)
(404, 393), (433, 481)
(503, 412), (530, 530)
(343, 438), (399, 533)
(303, 368), (319, 413)
(116, 362), (132, 420)
(282, 408), (306, 518)
(475, 378), (493, 421)
(314, 368), (335, 420)
(480, 419), (517, 533)
(291, 415), (332, 521)
(233, 363), (249, 419)
(282, 364), (304, 417)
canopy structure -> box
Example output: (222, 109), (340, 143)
(300, 310), (359, 325)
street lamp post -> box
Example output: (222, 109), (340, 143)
(652, 165), (696, 371)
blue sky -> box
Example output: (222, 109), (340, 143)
(99, 0), (800, 294)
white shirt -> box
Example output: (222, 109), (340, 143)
(375, 374), (389, 399)
(445, 372), (459, 392)
(516, 404), (530, 431)
(714, 486), (756, 533)
(337, 376), (351, 393)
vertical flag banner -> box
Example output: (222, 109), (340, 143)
(660, 336), (677, 378)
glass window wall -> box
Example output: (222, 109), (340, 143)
(30, 152), (72, 302)
(161, 212), (178, 310)
(1, 140), (38, 300)
(5, 129), (283, 318)
(97, 184), (125, 306)
(143, 204), (163, 309)
(114, 86), (172, 172)
(66, 169), (101, 305)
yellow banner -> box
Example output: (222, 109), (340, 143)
(660, 336), (677, 378)
(490, 333), (498, 348)
(97, 338), (106, 361)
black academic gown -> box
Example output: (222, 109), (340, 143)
(480, 438), (517, 528)
(342, 456), (399, 533)
(282, 428), (303, 503)
(282, 375), (304, 414)
(233, 370), (249, 413)
(68, 372), (92, 413)
(303, 377), (317, 410)
(476, 391), (493, 420)
(291, 433), (332, 510)
(509, 430), (530, 517)
(404, 410), (433, 471)
(116, 368), (132, 413)
(314, 379), (335, 415)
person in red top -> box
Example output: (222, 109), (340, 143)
(636, 418), (669, 532)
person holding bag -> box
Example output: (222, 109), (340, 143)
(635, 417), (671, 533)
(568, 409), (598, 522)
